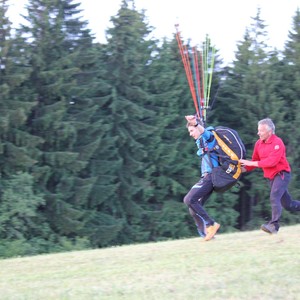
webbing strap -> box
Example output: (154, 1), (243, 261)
(212, 131), (241, 179)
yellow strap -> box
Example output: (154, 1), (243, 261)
(213, 131), (241, 179)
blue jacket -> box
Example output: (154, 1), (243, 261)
(195, 127), (219, 176)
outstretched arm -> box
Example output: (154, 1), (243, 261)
(240, 159), (259, 167)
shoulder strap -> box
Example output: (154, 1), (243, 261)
(212, 131), (242, 180)
(212, 131), (239, 161)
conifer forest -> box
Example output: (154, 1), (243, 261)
(0, 0), (300, 257)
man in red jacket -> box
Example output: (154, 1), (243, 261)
(240, 118), (300, 234)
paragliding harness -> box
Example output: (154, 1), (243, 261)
(208, 126), (246, 193)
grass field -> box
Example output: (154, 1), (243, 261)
(0, 225), (299, 300)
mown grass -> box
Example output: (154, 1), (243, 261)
(0, 225), (299, 300)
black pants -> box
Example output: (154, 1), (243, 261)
(183, 174), (215, 233)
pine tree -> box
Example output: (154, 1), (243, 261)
(0, 0), (51, 255)
(98, 0), (162, 245)
(18, 0), (104, 244)
(71, 43), (123, 247)
(0, 0), (39, 176)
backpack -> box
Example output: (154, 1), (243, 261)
(208, 126), (246, 193)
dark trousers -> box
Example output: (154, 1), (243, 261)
(268, 171), (300, 229)
(183, 174), (215, 233)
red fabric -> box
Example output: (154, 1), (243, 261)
(246, 134), (291, 179)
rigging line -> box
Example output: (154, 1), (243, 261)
(194, 50), (202, 122)
(195, 48), (205, 124)
(200, 49), (206, 121)
(206, 45), (215, 107)
(192, 46), (202, 118)
(175, 25), (217, 126)
(186, 46), (200, 119)
(183, 43), (200, 117)
(209, 84), (220, 113)
(176, 32), (193, 97)
(199, 51), (205, 102)
(202, 41), (206, 102)
(175, 26), (200, 118)
(204, 36), (210, 108)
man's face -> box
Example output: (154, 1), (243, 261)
(188, 126), (201, 140)
(257, 124), (272, 141)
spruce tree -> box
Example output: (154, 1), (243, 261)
(18, 0), (103, 245)
(99, 0), (161, 245)
(0, 0), (38, 176)
(0, 0), (52, 255)
(72, 43), (123, 248)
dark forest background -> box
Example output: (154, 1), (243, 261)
(0, 0), (300, 258)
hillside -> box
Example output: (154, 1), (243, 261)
(0, 225), (300, 300)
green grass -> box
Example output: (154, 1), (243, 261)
(0, 225), (300, 300)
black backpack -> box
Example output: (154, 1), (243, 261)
(208, 126), (246, 192)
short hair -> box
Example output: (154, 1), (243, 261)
(258, 118), (275, 133)
(186, 118), (204, 128)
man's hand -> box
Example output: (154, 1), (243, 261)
(240, 159), (258, 167)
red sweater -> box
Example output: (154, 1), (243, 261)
(246, 134), (291, 179)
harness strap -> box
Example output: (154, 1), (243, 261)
(212, 131), (242, 179)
